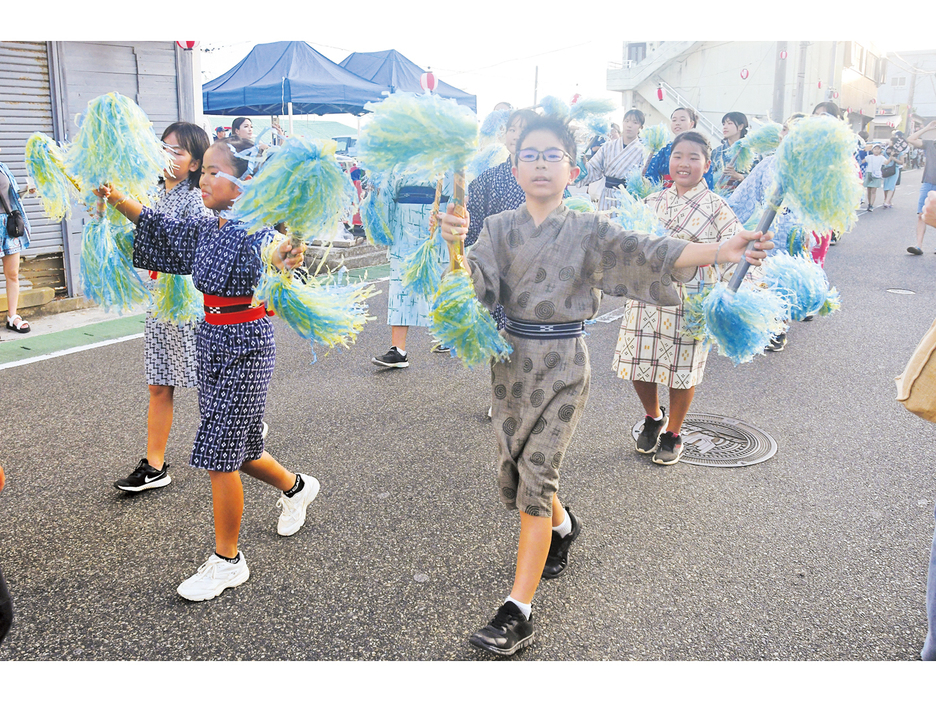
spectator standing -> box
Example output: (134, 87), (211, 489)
(862, 143), (886, 212)
(581, 109), (646, 211)
(0, 153), (32, 333)
(881, 143), (905, 209)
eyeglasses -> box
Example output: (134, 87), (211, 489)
(516, 147), (573, 163)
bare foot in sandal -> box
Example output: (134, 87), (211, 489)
(6, 314), (30, 333)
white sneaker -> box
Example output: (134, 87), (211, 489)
(276, 474), (321, 536)
(177, 552), (250, 601)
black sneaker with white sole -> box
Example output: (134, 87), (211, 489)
(765, 332), (787, 352)
(652, 431), (684, 466)
(469, 601), (534, 656)
(635, 407), (668, 454)
(115, 458), (171, 492)
(372, 346), (409, 368)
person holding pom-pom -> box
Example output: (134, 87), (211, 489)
(439, 115), (772, 656)
(95, 137), (320, 602)
(113, 122), (212, 494)
(613, 131), (743, 466)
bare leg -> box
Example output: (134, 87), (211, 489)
(510, 511), (553, 604)
(2, 253), (20, 319)
(667, 386), (696, 436)
(867, 187), (875, 208)
(209, 470), (243, 559)
(146, 385), (174, 468)
(550, 493), (566, 528)
(240, 450), (296, 492)
(391, 325), (408, 351)
(917, 215), (927, 249)
(884, 189), (893, 205)
(632, 380), (661, 417)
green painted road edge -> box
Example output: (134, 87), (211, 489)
(0, 314), (146, 364)
(0, 263), (392, 366)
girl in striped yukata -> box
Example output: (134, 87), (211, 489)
(613, 130), (742, 466)
(581, 109), (646, 211)
(95, 137), (319, 602)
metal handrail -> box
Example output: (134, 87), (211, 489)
(657, 79), (723, 143)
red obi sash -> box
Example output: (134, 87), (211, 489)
(203, 294), (274, 325)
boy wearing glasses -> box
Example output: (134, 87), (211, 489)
(440, 115), (773, 655)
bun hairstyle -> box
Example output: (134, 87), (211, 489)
(514, 114), (578, 164)
(672, 107), (698, 127)
(161, 121), (211, 189)
(671, 130), (711, 160)
(722, 111), (749, 138)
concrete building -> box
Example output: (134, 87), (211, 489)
(606, 41), (885, 142)
(876, 50), (936, 138)
(0, 41), (200, 310)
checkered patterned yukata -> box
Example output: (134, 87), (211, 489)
(469, 204), (697, 517)
(134, 208), (275, 472)
(612, 182), (741, 389)
(143, 182), (210, 387)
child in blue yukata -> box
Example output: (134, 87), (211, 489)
(95, 138), (319, 602)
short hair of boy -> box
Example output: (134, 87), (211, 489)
(514, 115), (578, 165)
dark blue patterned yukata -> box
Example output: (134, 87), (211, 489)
(466, 158), (526, 329)
(133, 208), (276, 472)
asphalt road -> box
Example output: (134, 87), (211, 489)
(1, 170), (934, 664)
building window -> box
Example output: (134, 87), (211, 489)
(891, 76), (907, 87)
(627, 43), (647, 65)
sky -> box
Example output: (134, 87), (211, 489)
(21, 0), (932, 131)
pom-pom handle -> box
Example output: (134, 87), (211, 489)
(447, 171), (468, 271)
(728, 187), (783, 292)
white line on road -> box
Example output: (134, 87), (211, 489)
(0, 333), (144, 371)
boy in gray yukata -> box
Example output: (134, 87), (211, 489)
(441, 115), (774, 656)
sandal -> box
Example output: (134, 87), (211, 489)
(6, 314), (30, 333)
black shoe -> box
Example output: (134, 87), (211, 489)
(115, 459), (171, 492)
(908, 246), (924, 255)
(371, 346), (409, 368)
(469, 601), (535, 656)
(652, 431), (684, 466)
(765, 332), (787, 352)
(802, 315), (814, 322)
(635, 407), (667, 454)
(430, 341), (452, 353)
(542, 508), (581, 579)
(867, 205), (873, 212)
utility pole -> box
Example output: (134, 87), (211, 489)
(773, 40), (787, 122)
(794, 41), (809, 113)
(907, 63), (918, 132)
(534, 65), (539, 106)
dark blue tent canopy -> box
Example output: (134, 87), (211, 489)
(339, 49), (477, 112)
(202, 41), (388, 116)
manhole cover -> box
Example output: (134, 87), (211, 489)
(886, 288), (915, 295)
(631, 413), (777, 468)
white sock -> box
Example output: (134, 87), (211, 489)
(505, 596), (531, 620)
(392, 346), (407, 356)
(553, 510), (572, 537)
(649, 409), (663, 421)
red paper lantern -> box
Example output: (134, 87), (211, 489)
(817, 80), (822, 89)
(740, 68), (749, 80)
(833, 90), (839, 99)
(571, 93), (581, 104)
(176, 41), (199, 51)
(420, 71), (437, 92)
(656, 84), (665, 101)
(870, 98), (877, 104)
(779, 50), (788, 60)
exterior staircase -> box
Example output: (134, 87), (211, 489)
(303, 236), (388, 275)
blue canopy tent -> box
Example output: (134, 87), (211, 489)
(339, 49), (477, 112)
(202, 41), (388, 117)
